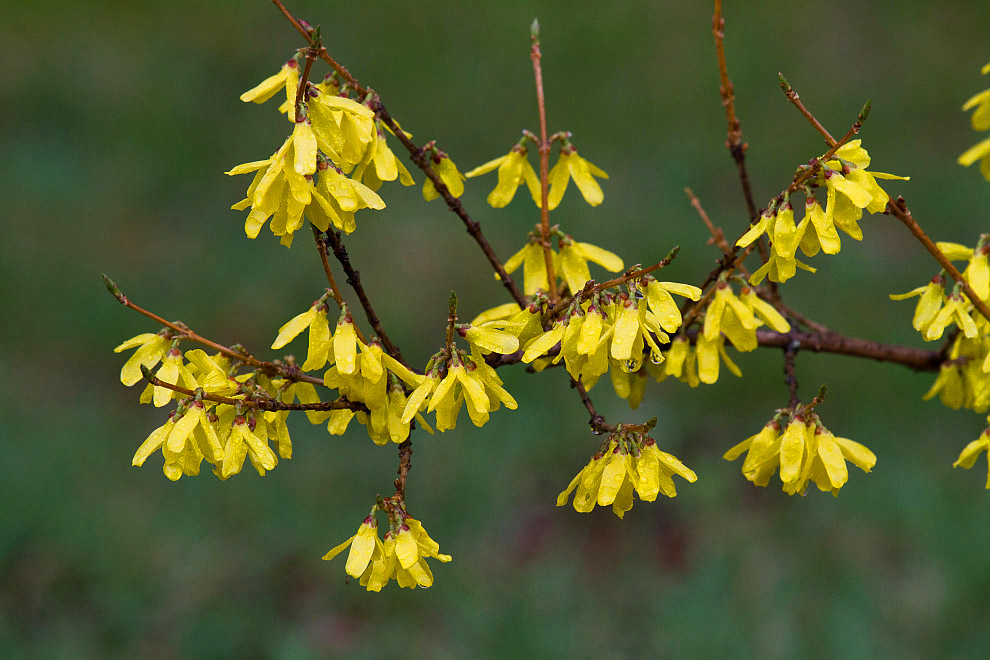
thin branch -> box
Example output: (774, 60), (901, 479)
(778, 73), (835, 145)
(530, 20), (559, 303)
(141, 368), (365, 411)
(752, 328), (942, 372)
(712, 0), (757, 223)
(324, 229), (407, 365)
(685, 187), (750, 278)
(294, 44), (317, 122)
(570, 378), (610, 433)
(783, 341), (800, 407)
(393, 439), (413, 500)
(311, 225), (347, 309)
(103, 275), (325, 387)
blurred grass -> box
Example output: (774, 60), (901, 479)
(4, 1), (990, 658)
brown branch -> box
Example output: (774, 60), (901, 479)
(712, 0), (757, 223)
(530, 21), (559, 303)
(104, 275), (325, 387)
(783, 341), (800, 407)
(778, 73), (835, 145)
(311, 225), (347, 309)
(885, 197), (990, 324)
(293, 44), (317, 122)
(570, 378), (611, 433)
(685, 187), (750, 278)
(323, 229), (407, 366)
(141, 368), (366, 412)
(752, 328), (941, 372)
(271, 0), (526, 308)
(393, 439), (413, 500)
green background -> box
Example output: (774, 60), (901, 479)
(4, 1), (990, 657)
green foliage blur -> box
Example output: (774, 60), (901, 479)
(4, 1), (990, 657)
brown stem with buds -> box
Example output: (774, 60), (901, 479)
(530, 23), (559, 303)
(104, 276), (325, 387)
(141, 369), (365, 412)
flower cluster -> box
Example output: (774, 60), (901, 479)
(401, 321), (519, 432)
(737, 140), (907, 284)
(502, 273), (701, 405)
(557, 428), (697, 518)
(324, 507), (450, 591)
(723, 401), (876, 496)
(891, 237), (990, 412)
(500, 227), (624, 296)
(468, 136), (606, 210)
(958, 62), (990, 179)
(229, 64), (419, 246)
(640, 280), (790, 390)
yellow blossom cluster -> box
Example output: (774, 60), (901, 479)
(724, 408), (876, 496)
(891, 238), (990, 412)
(636, 281), (790, 392)
(467, 139), (607, 210)
(557, 430), (697, 518)
(959, 62), (990, 179)
(324, 511), (450, 590)
(228, 62), (419, 246)
(499, 229), (625, 296)
(737, 140), (907, 284)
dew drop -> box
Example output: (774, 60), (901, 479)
(650, 351), (664, 365)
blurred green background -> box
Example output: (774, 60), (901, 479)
(4, 1), (990, 657)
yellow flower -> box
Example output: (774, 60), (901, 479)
(422, 154), (466, 201)
(239, 60), (299, 108)
(221, 413), (279, 478)
(501, 240), (557, 296)
(557, 433), (697, 518)
(695, 333), (742, 385)
(547, 146), (608, 210)
(959, 64), (990, 180)
(323, 515), (381, 579)
(557, 236), (624, 295)
(643, 279), (702, 333)
(748, 250), (817, 286)
(323, 514), (450, 591)
(958, 137), (990, 180)
(115, 332), (171, 387)
(151, 347), (200, 407)
(270, 299), (334, 371)
(465, 146), (541, 208)
(795, 196), (841, 257)
(703, 281), (762, 352)
(889, 276), (946, 335)
(457, 323), (520, 355)
(923, 293), (979, 341)
(953, 428), (990, 488)
(724, 411), (875, 495)
(822, 140), (908, 239)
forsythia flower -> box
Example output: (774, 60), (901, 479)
(465, 145), (541, 208)
(115, 332), (172, 387)
(723, 405), (876, 496)
(239, 59), (299, 107)
(500, 232), (623, 296)
(422, 154), (466, 201)
(958, 62), (990, 180)
(557, 235), (624, 295)
(557, 431), (697, 518)
(953, 424), (990, 488)
(323, 512), (451, 591)
(547, 145), (608, 210)
(270, 297), (334, 371)
(737, 141), (905, 282)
